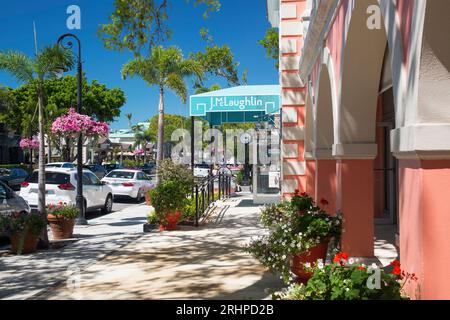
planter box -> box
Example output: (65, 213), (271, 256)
(143, 223), (158, 233)
(178, 220), (195, 226)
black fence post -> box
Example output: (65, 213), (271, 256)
(202, 185), (205, 215)
(207, 178), (210, 206)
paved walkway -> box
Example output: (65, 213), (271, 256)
(37, 194), (283, 300)
(0, 202), (150, 300)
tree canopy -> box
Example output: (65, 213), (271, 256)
(0, 75), (126, 136)
(259, 28), (279, 70)
(98, 0), (222, 56)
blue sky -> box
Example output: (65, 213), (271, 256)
(0, 0), (277, 130)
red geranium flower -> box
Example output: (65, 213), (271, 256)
(294, 189), (300, 195)
(357, 266), (366, 271)
(320, 198), (329, 206)
(300, 192), (307, 197)
(333, 252), (349, 264)
(392, 266), (402, 275)
(390, 260), (401, 267)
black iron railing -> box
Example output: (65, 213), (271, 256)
(193, 173), (233, 227)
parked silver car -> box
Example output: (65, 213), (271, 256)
(0, 180), (31, 237)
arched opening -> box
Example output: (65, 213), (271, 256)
(338, 0), (387, 148)
(313, 64), (338, 214)
(417, 0), (450, 123)
(315, 66), (334, 155)
(336, 0), (392, 257)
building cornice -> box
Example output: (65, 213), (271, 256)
(298, 0), (341, 82)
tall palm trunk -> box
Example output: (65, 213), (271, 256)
(37, 86), (49, 247)
(156, 86), (164, 185)
(47, 134), (52, 163)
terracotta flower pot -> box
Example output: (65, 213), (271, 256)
(145, 193), (152, 206)
(47, 214), (75, 240)
(159, 211), (182, 231)
(291, 239), (330, 283)
(10, 230), (39, 254)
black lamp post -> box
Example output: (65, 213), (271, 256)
(57, 33), (87, 225)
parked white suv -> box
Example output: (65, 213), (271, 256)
(20, 168), (114, 214)
(101, 169), (154, 202)
(193, 164), (211, 178)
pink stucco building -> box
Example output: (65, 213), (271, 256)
(268, 0), (450, 299)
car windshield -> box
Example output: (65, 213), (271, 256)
(46, 164), (62, 168)
(27, 172), (70, 184)
(105, 171), (135, 179)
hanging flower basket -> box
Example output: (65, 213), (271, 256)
(19, 138), (39, 150)
(51, 108), (109, 138)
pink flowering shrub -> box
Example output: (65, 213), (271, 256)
(134, 148), (144, 156)
(51, 108), (109, 137)
(19, 138), (39, 150)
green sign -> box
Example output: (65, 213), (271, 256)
(190, 94), (280, 117)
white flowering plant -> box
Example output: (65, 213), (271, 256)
(272, 253), (417, 300)
(244, 192), (342, 283)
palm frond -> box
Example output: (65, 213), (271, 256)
(36, 45), (75, 80)
(166, 73), (187, 103)
(0, 51), (34, 83)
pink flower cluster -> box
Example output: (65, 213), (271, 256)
(134, 148), (145, 155)
(19, 138), (39, 150)
(51, 108), (109, 137)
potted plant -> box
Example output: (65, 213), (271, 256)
(273, 252), (418, 300)
(244, 192), (341, 284)
(145, 190), (152, 206)
(149, 180), (185, 231)
(143, 207), (158, 232)
(46, 202), (79, 240)
(180, 197), (196, 226)
(0, 211), (46, 254)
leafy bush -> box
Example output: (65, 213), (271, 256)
(0, 211), (46, 236)
(158, 160), (194, 195)
(147, 207), (159, 224)
(0, 164), (32, 174)
(123, 159), (143, 168)
(273, 253), (417, 300)
(150, 180), (186, 224)
(244, 192), (342, 283)
(181, 197), (198, 222)
(46, 203), (79, 219)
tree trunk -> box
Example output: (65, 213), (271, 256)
(37, 87), (49, 248)
(156, 86), (165, 185)
(47, 134), (52, 163)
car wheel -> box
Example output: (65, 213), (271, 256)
(102, 194), (113, 213)
(136, 189), (144, 203)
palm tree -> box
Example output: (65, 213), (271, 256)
(0, 46), (74, 247)
(125, 112), (133, 129)
(121, 46), (203, 183)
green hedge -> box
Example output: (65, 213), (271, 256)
(0, 164), (33, 174)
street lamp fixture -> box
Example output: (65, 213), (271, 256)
(57, 33), (87, 225)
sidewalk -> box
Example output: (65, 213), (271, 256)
(0, 202), (150, 300)
(37, 194), (283, 300)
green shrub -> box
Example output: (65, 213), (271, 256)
(147, 208), (159, 224)
(0, 212), (46, 236)
(244, 193), (342, 283)
(46, 203), (79, 219)
(0, 164), (33, 174)
(158, 160), (194, 196)
(273, 254), (416, 300)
